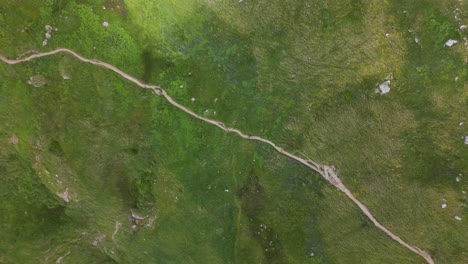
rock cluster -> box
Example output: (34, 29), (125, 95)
(42, 25), (57, 46)
(28, 75), (47, 87)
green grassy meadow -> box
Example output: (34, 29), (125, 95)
(0, 0), (466, 263)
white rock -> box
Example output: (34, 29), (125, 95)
(415, 37), (419, 43)
(460, 25), (467, 30)
(191, 97), (196, 102)
(459, 122), (464, 126)
(385, 33), (390, 37)
(179, 84), (184, 88)
(102, 21), (109, 27)
(225, 189), (229, 192)
(441, 203), (447, 209)
(42, 39), (48, 46)
(378, 80), (391, 94)
(454, 215), (462, 221)
(57, 188), (70, 203)
(445, 39), (458, 47)
(45, 25), (53, 32)
(45, 32), (51, 39)
(456, 177), (461, 182)
(465, 136), (468, 145)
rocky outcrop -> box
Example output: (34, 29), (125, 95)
(28, 75), (47, 87)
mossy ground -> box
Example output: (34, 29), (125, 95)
(0, 0), (466, 263)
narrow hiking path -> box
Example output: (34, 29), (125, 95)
(0, 49), (434, 264)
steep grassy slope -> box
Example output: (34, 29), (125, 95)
(0, 0), (466, 263)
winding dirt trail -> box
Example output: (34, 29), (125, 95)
(0, 49), (434, 264)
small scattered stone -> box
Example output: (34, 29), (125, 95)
(45, 32), (51, 39)
(179, 84), (184, 89)
(91, 234), (106, 246)
(464, 136), (468, 145)
(454, 215), (462, 221)
(456, 177), (461, 182)
(385, 33), (390, 37)
(42, 39), (48, 46)
(378, 80), (391, 94)
(10, 135), (18, 145)
(441, 203), (447, 209)
(445, 39), (458, 47)
(55, 251), (71, 264)
(191, 97), (196, 102)
(460, 25), (467, 30)
(102, 21), (109, 27)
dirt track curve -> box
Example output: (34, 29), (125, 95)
(0, 48), (434, 264)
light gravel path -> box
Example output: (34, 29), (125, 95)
(0, 49), (434, 264)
